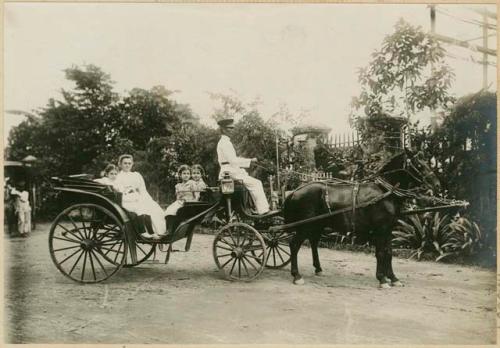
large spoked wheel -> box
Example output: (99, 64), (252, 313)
(260, 229), (292, 269)
(124, 242), (156, 268)
(49, 203), (127, 283)
(213, 222), (266, 282)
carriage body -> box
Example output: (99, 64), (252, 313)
(48, 174), (277, 283)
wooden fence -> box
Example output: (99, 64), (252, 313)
(325, 131), (361, 149)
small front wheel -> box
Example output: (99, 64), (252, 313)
(213, 223), (266, 281)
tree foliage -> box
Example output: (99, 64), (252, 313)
(6, 64), (214, 204)
(410, 91), (496, 250)
(351, 18), (455, 125)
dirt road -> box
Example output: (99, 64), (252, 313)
(4, 223), (497, 344)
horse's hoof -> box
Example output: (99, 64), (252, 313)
(379, 283), (391, 289)
(315, 271), (323, 276)
(293, 278), (305, 285)
(391, 280), (404, 287)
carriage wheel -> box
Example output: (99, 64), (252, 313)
(213, 222), (266, 282)
(124, 242), (156, 268)
(49, 203), (127, 283)
(260, 229), (292, 269)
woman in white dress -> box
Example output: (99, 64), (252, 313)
(114, 154), (166, 239)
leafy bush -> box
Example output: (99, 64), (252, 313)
(392, 213), (483, 261)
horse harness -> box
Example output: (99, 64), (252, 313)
(323, 180), (361, 235)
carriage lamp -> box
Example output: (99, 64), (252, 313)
(220, 172), (234, 194)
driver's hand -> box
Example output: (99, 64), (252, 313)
(251, 158), (258, 163)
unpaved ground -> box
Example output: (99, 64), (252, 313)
(4, 223), (497, 344)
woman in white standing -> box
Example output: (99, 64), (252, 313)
(114, 154), (166, 239)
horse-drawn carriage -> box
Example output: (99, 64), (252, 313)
(48, 173), (290, 284)
(48, 150), (468, 286)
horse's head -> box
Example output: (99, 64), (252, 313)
(403, 150), (441, 195)
(378, 150), (441, 194)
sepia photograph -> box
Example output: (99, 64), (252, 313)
(3, 2), (497, 344)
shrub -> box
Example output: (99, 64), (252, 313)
(392, 212), (483, 261)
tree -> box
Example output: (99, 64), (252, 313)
(6, 65), (195, 196)
(351, 19), (455, 124)
(409, 91), (496, 260)
(347, 19), (456, 173)
(8, 65), (120, 175)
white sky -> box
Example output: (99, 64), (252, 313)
(4, 3), (497, 143)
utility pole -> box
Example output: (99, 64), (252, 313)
(429, 6), (496, 91)
(429, 5), (438, 131)
(482, 10), (488, 89)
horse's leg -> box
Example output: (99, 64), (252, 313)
(374, 233), (391, 289)
(289, 230), (307, 285)
(383, 231), (403, 287)
(310, 232), (323, 276)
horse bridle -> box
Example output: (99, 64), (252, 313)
(380, 153), (435, 191)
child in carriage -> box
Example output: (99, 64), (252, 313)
(190, 164), (207, 200)
(164, 164), (208, 236)
(164, 165), (195, 235)
(94, 164), (119, 186)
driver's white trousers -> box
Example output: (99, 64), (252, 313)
(236, 175), (270, 214)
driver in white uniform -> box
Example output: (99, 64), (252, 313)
(216, 118), (271, 215)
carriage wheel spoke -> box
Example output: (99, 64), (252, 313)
(272, 247), (277, 266)
(53, 245), (81, 252)
(53, 236), (82, 244)
(216, 253), (233, 259)
(97, 237), (123, 244)
(276, 234), (292, 242)
(81, 250), (88, 281)
(79, 207), (89, 238)
(68, 250), (85, 276)
(245, 253), (263, 262)
(274, 246), (286, 264)
(99, 245), (124, 254)
(57, 223), (84, 240)
(235, 226), (241, 246)
(220, 256), (235, 269)
(238, 258), (242, 278)
(242, 255), (259, 271)
(218, 238), (236, 248)
(113, 242), (123, 264)
(226, 231), (238, 246)
(67, 214), (85, 238)
(276, 244), (291, 256)
(88, 249), (97, 281)
(216, 245), (234, 252)
(136, 243), (148, 256)
(240, 257), (250, 277)
(90, 249), (109, 277)
(58, 248), (82, 265)
(229, 258), (237, 275)
(239, 232), (248, 247)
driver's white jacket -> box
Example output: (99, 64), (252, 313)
(216, 135), (270, 214)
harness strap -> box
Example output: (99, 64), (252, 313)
(324, 182), (332, 213)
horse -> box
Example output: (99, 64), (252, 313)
(282, 149), (441, 288)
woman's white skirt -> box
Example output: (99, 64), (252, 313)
(164, 200), (184, 216)
(123, 196), (166, 235)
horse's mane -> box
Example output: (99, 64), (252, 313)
(374, 149), (412, 176)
